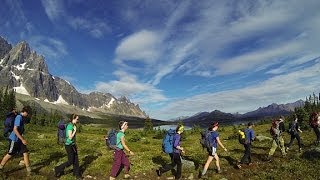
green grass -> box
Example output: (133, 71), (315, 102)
(0, 123), (319, 179)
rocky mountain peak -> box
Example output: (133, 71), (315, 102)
(0, 36), (12, 59)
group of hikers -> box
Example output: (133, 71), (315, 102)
(1, 106), (320, 179)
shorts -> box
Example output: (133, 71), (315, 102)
(8, 140), (28, 155)
(207, 147), (217, 156)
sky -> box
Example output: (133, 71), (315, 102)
(1, 0), (320, 120)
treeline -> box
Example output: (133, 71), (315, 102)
(294, 92), (320, 128)
(0, 87), (16, 121)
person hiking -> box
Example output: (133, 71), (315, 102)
(286, 115), (303, 152)
(156, 124), (185, 180)
(0, 107), (32, 177)
(309, 112), (320, 146)
(199, 122), (227, 178)
(110, 121), (134, 180)
(237, 122), (255, 169)
(267, 116), (286, 161)
(54, 114), (82, 179)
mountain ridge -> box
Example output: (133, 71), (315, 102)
(0, 37), (146, 118)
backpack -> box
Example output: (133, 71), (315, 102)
(309, 113), (319, 128)
(200, 130), (214, 149)
(270, 120), (280, 137)
(3, 112), (17, 138)
(57, 120), (66, 145)
(238, 129), (246, 144)
(106, 129), (119, 150)
(162, 129), (176, 154)
(288, 122), (297, 134)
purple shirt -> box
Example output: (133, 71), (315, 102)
(173, 133), (181, 153)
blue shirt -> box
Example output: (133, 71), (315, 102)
(210, 131), (219, 148)
(245, 128), (255, 144)
(173, 133), (181, 153)
(9, 114), (24, 142)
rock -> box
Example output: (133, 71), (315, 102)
(181, 158), (195, 169)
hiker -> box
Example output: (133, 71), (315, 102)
(3, 108), (17, 138)
(286, 115), (303, 152)
(267, 116), (286, 161)
(156, 124), (185, 179)
(309, 112), (320, 146)
(0, 107), (32, 176)
(54, 114), (82, 179)
(199, 122), (227, 178)
(110, 121), (134, 180)
(237, 122), (255, 169)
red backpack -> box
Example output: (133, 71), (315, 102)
(270, 119), (280, 137)
(309, 112), (319, 128)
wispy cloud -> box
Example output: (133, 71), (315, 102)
(68, 17), (111, 39)
(40, 0), (111, 38)
(153, 62), (320, 120)
(28, 36), (68, 59)
(40, 0), (66, 22)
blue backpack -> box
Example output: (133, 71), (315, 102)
(3, 112), (17, 138)
(200, 130), (214, 149)
(162, 129), (176, 154)
(106, 129), (119, 150)
(57, 120), (66, 145)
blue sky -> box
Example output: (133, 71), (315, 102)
(1, 0), (320, 120)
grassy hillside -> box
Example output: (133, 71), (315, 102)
(0, 121), (319, 180)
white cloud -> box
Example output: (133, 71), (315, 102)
(152, 62), (320, 120)
(95, 71), (167, 104)
(115, 30), (162, 66)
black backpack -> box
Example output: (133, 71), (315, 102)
(3, 113), (17, 137)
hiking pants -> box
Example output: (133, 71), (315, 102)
(110, 149), (130, 177)
(268, 136), (286, 156)
(55, 144), (80, 177)
(240, 143), (251, 164)
(160, 152), (182, 179)
(287, 133), (302, 149)
(313, 127), (320, 143)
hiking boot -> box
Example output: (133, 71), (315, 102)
(236, 164), (242, 169)
(54, 167), (62, 178)
(124, 174), (131, 179)
(156, 169), (162, 176)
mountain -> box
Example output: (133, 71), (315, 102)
(181, 100), (305, 127)
(241, 100), (305, 119)
(0, 36), (146, 118)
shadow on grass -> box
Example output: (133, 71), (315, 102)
(302, 148), (320, 160)
(32, 151), (66, 174)
(80, 153), (102, 174)
(152, 155), (168, 167)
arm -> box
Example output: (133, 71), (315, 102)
(216, 137), (227, 151)
(251, 130), (255, 141)
(120, 136), (134, 155)
(68, 125), (77, 140)
(13, 126), (27, 145)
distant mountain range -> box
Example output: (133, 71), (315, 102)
(0, 36), (146, 118)
(180, 100), (305, 127)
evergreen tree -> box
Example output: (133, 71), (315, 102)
(144, 116), (153, 132)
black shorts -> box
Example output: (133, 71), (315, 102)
(8, 140), (28, 155)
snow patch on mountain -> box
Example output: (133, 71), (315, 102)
(13, 84), (30, 96)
